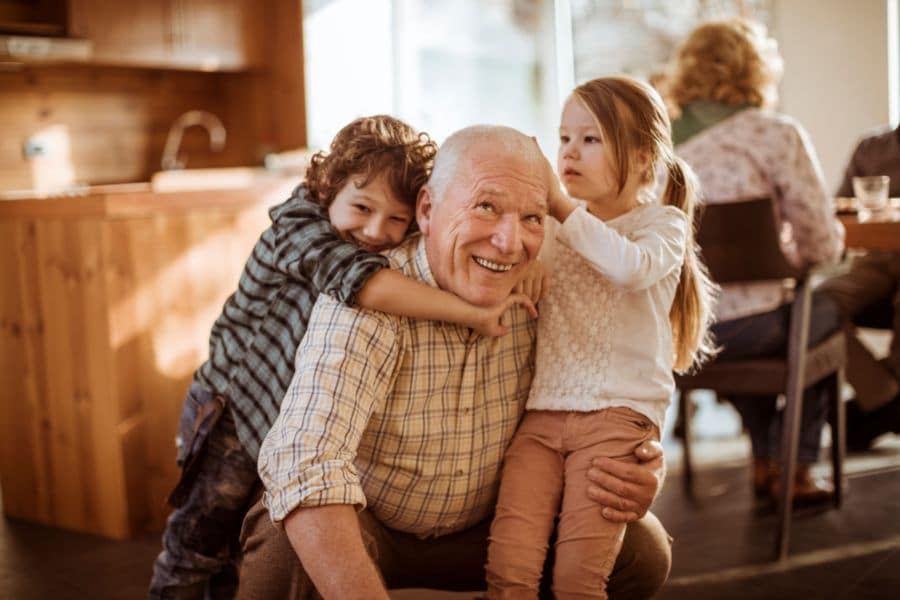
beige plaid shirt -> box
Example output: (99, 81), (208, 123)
(259, 235), (536, 538)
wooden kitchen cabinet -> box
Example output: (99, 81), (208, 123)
(0, 0), (68, 36)
(68, 0), (169, 66)
(168, 0), (263, 70)
(0, 179), (294, 539)
(68, 0), (263, 71)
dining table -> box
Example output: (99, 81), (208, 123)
(837, 198), (900, 251)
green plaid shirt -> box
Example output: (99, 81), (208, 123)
(194, 184), (389, 459)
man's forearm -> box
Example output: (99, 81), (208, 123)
(284, 504), (389, 600)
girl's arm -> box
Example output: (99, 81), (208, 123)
(559, 205), (688, 291)
(537, 155), (686, 290)
(356, 270), (537, 337)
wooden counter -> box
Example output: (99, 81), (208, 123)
(0, 178), (297, 539)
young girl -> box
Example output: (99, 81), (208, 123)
(150, 115), (536, 599)
(485, 77), (717, 599)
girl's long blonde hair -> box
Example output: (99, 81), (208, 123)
(573, 76), (719, 372)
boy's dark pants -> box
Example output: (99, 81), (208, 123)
(149, 384), (259, 600)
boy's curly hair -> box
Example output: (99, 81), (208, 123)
(305, 115), (437, 212)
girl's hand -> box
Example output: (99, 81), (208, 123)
(530, 136), (570, 221)
(533, 140), (576, 222)
(468, 293), (538, 337)
(514, 260), (549, 305)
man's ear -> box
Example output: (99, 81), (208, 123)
(416, 185), (433, 235)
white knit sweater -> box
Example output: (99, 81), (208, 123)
(527, 203), (687, 429)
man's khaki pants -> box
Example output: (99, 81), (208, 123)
(237, 493), (671, 599)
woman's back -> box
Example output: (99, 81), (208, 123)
(675, 106), (843, 320)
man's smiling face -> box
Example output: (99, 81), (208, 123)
(418, 139), (547, 307)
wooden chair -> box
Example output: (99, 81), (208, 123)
(675, 197), (846, 561)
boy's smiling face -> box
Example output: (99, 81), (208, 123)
(328, 173), (414, 252)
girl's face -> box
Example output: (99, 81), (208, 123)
(557, 96), (619, 207)
(328, 173), (413, 253)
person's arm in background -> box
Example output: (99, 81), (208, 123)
(587, 440), (665, 521)
(835, 138), (865, 198)
(768, 119), (844, 265)
(257, 296), (401, 598)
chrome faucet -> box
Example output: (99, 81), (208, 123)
(160, 110), (227, 170)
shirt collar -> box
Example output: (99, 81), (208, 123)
(411, 234), (440, 289)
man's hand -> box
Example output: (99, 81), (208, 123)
(468, 293), (538, 337)
(586, 440), (665, 523)
(513, 260), (548, 305)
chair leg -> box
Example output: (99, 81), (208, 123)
(680, 389), (694, 497)
(775, 388), (803, 562)
(828, 371), (845, 508)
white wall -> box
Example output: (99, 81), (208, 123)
(773, 0), (892, 191)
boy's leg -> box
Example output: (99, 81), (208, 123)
(151, 403), (258, 599)
(485, 411), (566, 598)
(552, 408), (658, 600)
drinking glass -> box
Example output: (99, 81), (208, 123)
(853, 175), (890, 214)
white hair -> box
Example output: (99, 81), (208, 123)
(427, 125), (543, 201)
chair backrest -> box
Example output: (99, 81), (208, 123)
(696, 197), (804, 285)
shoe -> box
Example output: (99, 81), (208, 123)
(769, 463), (834, 506)
(752, 458), (775, 498)
(846, 395), (900, 451)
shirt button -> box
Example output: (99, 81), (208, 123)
(455, 469), (465, 476)
(462, 407), (471, 415)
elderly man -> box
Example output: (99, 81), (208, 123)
(237, 126), (670, 598)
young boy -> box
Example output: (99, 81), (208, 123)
(149, 115), (536, 599)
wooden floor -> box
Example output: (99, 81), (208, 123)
(2, 428), (899, 599)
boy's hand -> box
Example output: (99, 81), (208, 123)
(514, 260), (548, 305)
(469, 293), (538, 337)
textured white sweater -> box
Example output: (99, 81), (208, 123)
(527, 203), (687, 429)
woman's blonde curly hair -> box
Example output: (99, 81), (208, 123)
(305, 115), (437, 211)
(667, 17), (782, 110)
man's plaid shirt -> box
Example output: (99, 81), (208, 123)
(194, 185), (389, 459)
(260, 236), (537, 538)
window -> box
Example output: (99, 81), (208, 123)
(303, 0), (561, 153)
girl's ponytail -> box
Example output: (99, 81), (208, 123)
(665, 155), (719, 372)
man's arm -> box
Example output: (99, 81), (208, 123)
(284, 505), (389, 600)
(257, 297), (401, 594)
(586, 440), (665, 522)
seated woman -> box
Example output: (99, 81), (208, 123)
(667, 17), (845, 502)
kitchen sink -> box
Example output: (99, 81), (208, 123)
(150, 167), (272, 193)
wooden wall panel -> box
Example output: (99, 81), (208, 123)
(31, 218), (134, 537)
(0, 66), (260, 192)
(0, 222), (52, 523)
